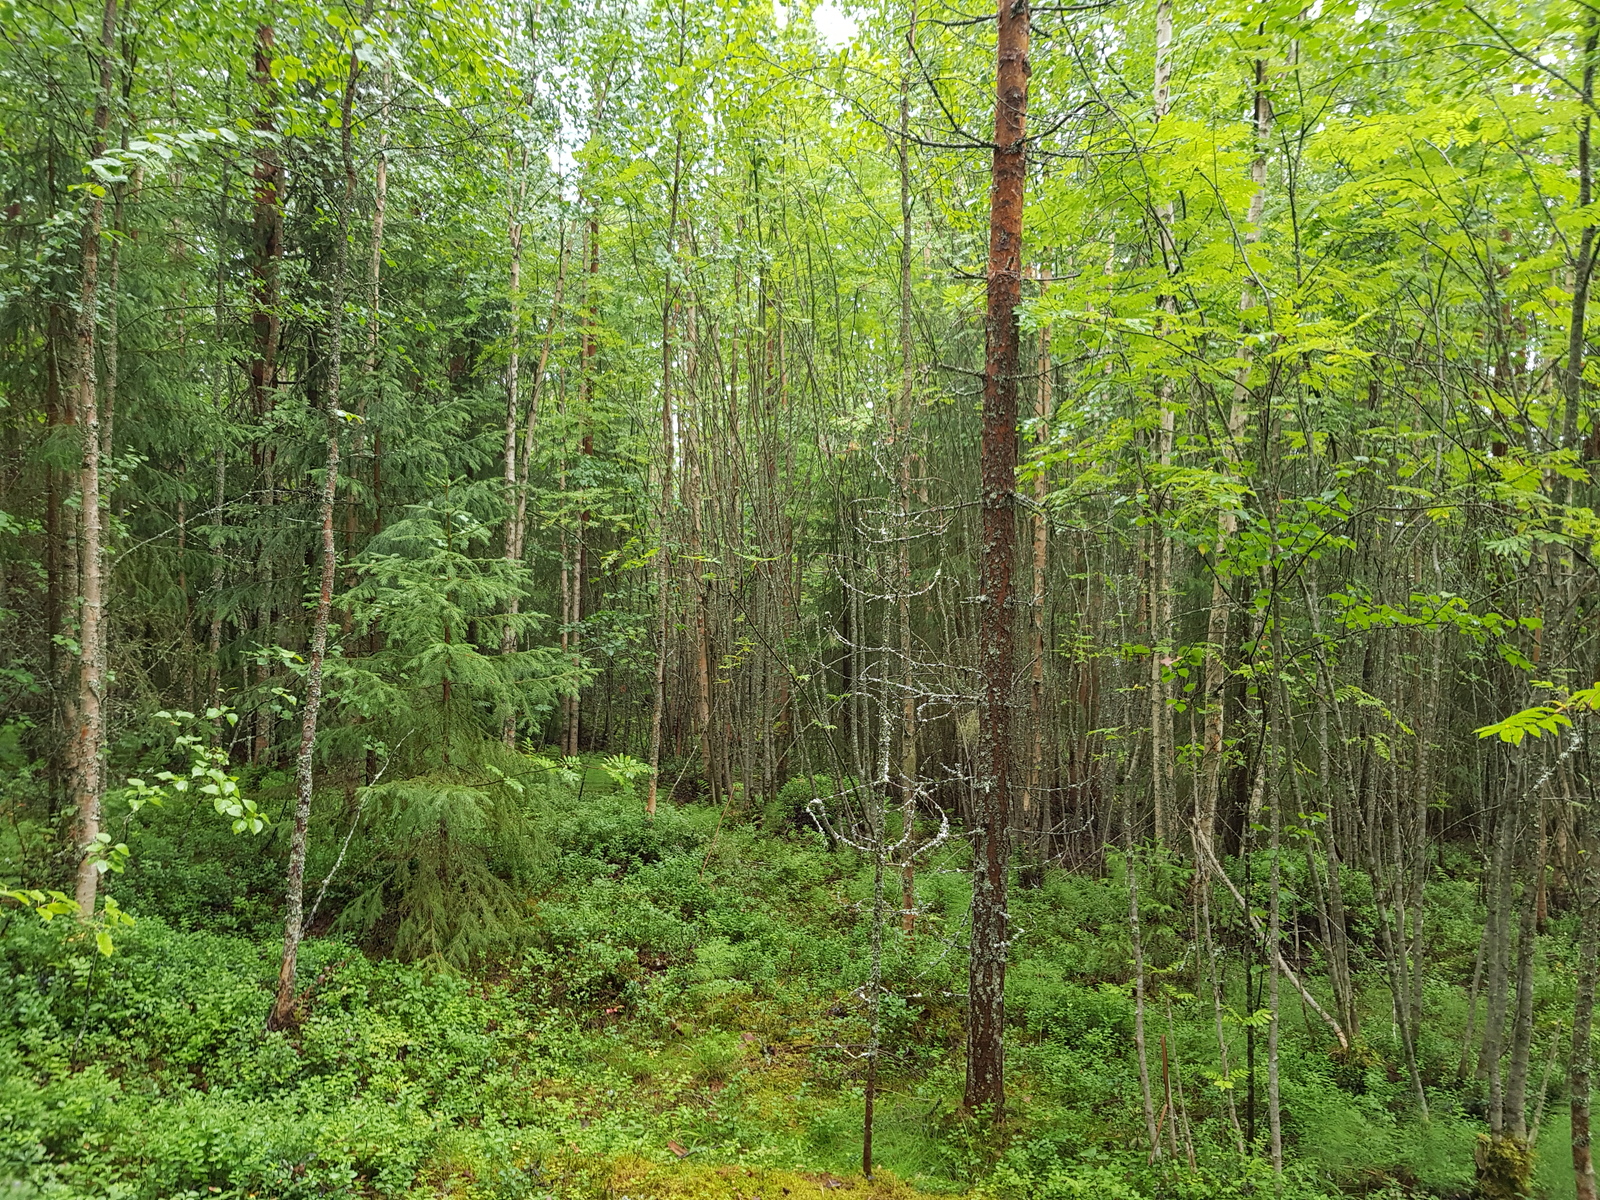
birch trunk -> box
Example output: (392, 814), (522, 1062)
(1148, 0), (1177, 846)
(500, 141), (529, 745)
(267, 41), (359, 1029)
(648, 125), (684, 819)
(896, 3), (921, 916)
(70, 0), (119, 916)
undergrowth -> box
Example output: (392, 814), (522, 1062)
(0, 760), (1578, 1198)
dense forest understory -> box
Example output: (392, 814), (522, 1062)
(1, 774), (1577, 1200)
(6, 0), (1600, 1195)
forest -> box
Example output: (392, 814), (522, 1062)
(4, 0), (1600, 1194)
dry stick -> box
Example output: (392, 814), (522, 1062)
(1192, 827), (1350, 1051)
(301, 731), (406, 935)
(1572, 775), (1600, 1200)
(1461, 922), (1489, 1079)
(1204, 894), (1246, 1150)
(1165, 999), (1198, 1170)
(1161, 1034), (1178, 1158)
(1531, 1026), (1561, 1146)
(1128, 833), (1162, 1160)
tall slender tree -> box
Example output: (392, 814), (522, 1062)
(966, 0), (1029, 1115)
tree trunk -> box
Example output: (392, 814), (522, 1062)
(689, 399), (716, 802)
(1304, 574), (1361, 1044)
(1267, 679), (1284, 1176)
(206, 166), (230, 716)
(566, 211), (600, 757)
(1129, 837), (1162, 1159)
(267, 43), (359, 1030)
(1506, 797), (1548, 1140)
(248, 21), (282, 422)
(343, 62), (389, 644)
(965, 0), (1029, 1116)
(1484, 784), (1517, 1097)
(1198, 56), (1269, 858)
(1479, 762), (1541, 1199)
(1027, 268), (1049, 863)
(513, 245), (563, 562)
(1563, 14), (1598, 483)
(45, 123), (73, 815)
(500, 140), (529, 745)
(246, 18), (283, 770)
(1148, 0), (1177, 847)
(70, 0), (119, 917)
(897, 3), (921, 916)
(648, 123), (684, 819)
(1574, 841), (1599, 1200)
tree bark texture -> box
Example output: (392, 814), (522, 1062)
(71, 0), (120, 917)
(965, 0), (1028, 1115)
(268, 42), (359, 1029)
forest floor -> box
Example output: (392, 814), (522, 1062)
(0, 762), (1578, 1199)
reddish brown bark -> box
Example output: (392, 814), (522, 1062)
(965, 0), (1029, 1115)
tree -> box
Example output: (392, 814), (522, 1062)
(268, 26), (362, 1031)
(966, 0), (1029, 1116)
(69, 0), (120, 918)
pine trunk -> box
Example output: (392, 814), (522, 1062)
(965, 0), (1028, 1115)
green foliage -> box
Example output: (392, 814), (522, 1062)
(3, 787), (1581, 1198)
(333, 496), (581, 759)
(123, 708), (266, 835)
(1477, 682), (1600, 743)
(335, 766), (547, 968)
